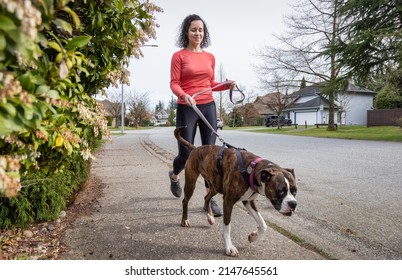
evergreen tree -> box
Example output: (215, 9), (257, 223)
(155, 100), (165, 113)
(300, 77), (307, 89)
(169, 95), (177, 110)
(335, 0), (402, 108)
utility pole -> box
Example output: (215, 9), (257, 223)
(121, 84), (124, 133)
(120, 44), (158, 133)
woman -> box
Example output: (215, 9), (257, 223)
(168, 14), (236, 217)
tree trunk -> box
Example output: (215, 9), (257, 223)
(327, 0), (338, 131)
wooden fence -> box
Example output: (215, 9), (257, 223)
(367, 109), (402, 126)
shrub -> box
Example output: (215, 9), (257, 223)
(0, 152), (89, 229)
(0, 0), (161, 227)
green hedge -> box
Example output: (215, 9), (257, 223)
(0, 150), (89, 228)
(0, 0), (161, 228)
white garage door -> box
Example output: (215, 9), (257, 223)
(295, 111), (317, 126)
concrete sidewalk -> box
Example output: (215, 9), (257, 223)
(60, 132), (324, 260)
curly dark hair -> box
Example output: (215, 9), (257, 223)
(176, 14), (211, 49)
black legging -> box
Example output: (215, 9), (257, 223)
(173, 101), (217, 176)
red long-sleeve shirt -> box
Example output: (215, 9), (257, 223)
(170, 49), (228, 105)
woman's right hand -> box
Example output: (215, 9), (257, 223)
(184, 94), (196, 106)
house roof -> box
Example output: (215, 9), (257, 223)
(252, 102), (275, 115)
(287, 96), (339, 111)
(291, 82), (375, 97)
(346, 83), (376, 94)
(287, 82), (374, 111)
(97, 99), (121, 114)
(238, 92), (280, 115)
(289, 86), (319, 97)
(155, 109), (168, 115)
(253, 92), (280, 104)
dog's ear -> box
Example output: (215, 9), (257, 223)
(285, 168), (295, 178)
(261, 170), (272, 182)
(256, 169), (272, 186)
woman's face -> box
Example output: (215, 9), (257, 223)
(187, 20), (204, 47)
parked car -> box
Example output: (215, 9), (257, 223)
(265, 115), (292, 127)
(217, 118), (224, 130)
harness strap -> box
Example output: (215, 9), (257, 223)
(217, 143), (264, 194)
(216, 144), (226, 178)
(236, 148), (249, 187)
(217, 142), (237, 180)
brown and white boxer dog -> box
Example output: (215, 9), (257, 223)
(175, 127), (297, 257)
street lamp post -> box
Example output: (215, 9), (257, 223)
(120, 44), (158, 134)
(121, 84), (125, 133)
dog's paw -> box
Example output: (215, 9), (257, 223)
(225, 246), (239, 257)
(207, 214), (215, 225)
(248, 231), (258, 243)
(181, 219), (190, 227)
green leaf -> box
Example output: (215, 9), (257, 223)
(0, 34), (6, 51)
(46, 90), (60, 99)
(34, 100), (49, 116)
(0, 116), (23, 136)
(22, 104), (34, 120)
(63, 7), (81, 29)
(0, 102), (17, 117)
(54, 18), (73, 35)
(19, 72), (46, 91)
(0, 15), (16, 31)
(65, 36), (92, 51)
(48, 41), (62, 52)
(64, 141), (73, 155)
(35, 85), (50, 95)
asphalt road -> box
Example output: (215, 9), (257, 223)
(148, 127), (402, 260)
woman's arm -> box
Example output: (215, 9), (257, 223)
(170, 52), (187, 100)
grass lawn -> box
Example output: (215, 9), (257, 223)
(106, 125), (402, 142)
(240, 125), (402, 142)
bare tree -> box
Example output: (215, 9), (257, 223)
(335, 90), (353, 127)
(226, 83), (256, 126)
(265, 92), (296, 129)
(216, 63), (229, 120)
(105, 90), (124, 127)
(126, 90), (152, 127)
(254, 0), (348, 130)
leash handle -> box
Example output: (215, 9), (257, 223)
(191, 80), (245, 105)
(229, 85), (246, 104)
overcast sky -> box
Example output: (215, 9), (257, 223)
(114, 0), (293, 108)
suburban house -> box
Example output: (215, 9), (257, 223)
(236, 83), (376, 126)
(236, 93), (278, 125)
(286, 84), (376, 126)
(97, 99), (123, 127)
(152, 109), (169, 126)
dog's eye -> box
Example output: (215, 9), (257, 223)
(278, 189), (286, 197)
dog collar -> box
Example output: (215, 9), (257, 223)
(235, 149), (265, 193)
(247, 157), (264, 193)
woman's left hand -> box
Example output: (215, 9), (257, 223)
(227, 80), (236, 91)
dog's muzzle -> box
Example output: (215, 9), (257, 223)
(277, 200), (297, 216)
